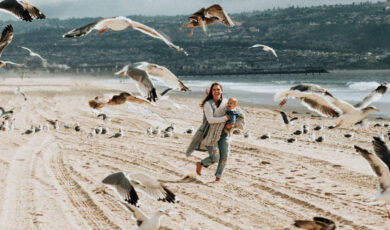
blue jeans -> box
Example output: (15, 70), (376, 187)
(200, 132), (230, 178)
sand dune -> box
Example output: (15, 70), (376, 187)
(0, 77), (389, 229)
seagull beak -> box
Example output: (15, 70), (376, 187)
(279, 99), (287, 107)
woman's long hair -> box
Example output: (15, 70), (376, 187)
(200, 82), (223, 108)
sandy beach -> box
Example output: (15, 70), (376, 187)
(0, 77), (389, 230)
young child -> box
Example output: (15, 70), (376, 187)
(224, 97), (240, 135)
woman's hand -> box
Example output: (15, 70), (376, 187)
(225, 123), (233, 130)
(226, 114), (230, 121)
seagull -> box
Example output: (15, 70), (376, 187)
(146, 127), (153, 135)
(63, 16), (188, 55)
(98, 113), (110, 122)
(294, 216), (336, 230)
(163, 130), (173, 138)
(117, 201), (173, 230)
(287, 137), (296, 143)
(181, 4), (234, 37)
(102, 126), (109, 135)
(244, 130), (251, 138)
(164, 124), (176, 133)
(277, 84), (326, 106)
(309, 131), (316, 142)
(63, 123), (71, 129)
(95, 126), (102, 135)
(88, 129), (96, 138)
(0, 106), (13, 118)
(0, 0), (45, 22)
(185, 126), (194, 134)
(258, 133), (270, 140)
(303, 125), (309, 134)
(279, 111), (298, 126)
(14, 86), (27, 101)
(313, 125), (323, 131)
(355, 137), (390, 218)
(344, 133), (355, 138)
(19, 46), (47, 66)
(22, 125), (35, 135)
(293, 126), (304, 135)
(35, 123), (42, 132)
(96, 171), (179, 206)
(0, 60), (23, 70)
(74, 122), (81, 132)
(109, 128), (123, 138)
(115, 62), (190, 102)
(0, 25), (14, 69)
(249, 44), (278, 60)
(152, 126), (160, 135)
(89, 92), (154, 109)
(315, 134), (325, 143)
(274, 90), (340, 118)
(43, 122), (49, 131)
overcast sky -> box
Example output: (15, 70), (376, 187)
(0, 0), (380, 19)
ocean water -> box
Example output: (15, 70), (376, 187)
(177, 70), (390, 117)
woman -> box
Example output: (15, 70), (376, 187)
(186, 82), (244, 181)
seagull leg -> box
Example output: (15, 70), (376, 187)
(279, 99), (287, 106)
(187, 28), (194, 38)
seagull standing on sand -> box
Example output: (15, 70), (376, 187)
(181, 4), (234, 37)
(19, 46), (47, 66)
(115, 62), (190, 102)
(75, 122), (81, 132)
(95, 171), (179, 206)
(0, 0), (45, 21)
(250, 44), (279, 60)
(63, 16), (188, 55)
(355, 137), (390, 218)
(294, 216), (336, 230)
(110, 128), (123, 138)
(117, 201), (173, 230)
(88, 129), (96, 138)
(258, 133), (270, 140)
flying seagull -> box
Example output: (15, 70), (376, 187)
(274, 90), (340, 118)
(355, 137), (390, 218)
(0, 60), (23, 70)
(115, 62), (190, 102)
(117, 201), (173, 230)
(277, 84), (326, 106)
(63, 16), (188, 55)
(88, 92), (154, 109)
(249, 44), (278, 60)
(95, 171), (179, 206)
(278, 111), (298, 125)
(294, 216), (336, 230)
(0, 0), (45, 22)
(181, 4), (234, 37)
(19, 46), (47, 66)
(0, 25), (14, 68)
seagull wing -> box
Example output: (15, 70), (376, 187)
(122, 65), (155, 99)
(372, 136), (390, 171)
(3, 60), (23, 67)
(274, 90), (340, 118)
(0, 24), (13, 57)
(205, 4), (234, 26)
(128, 19), (188, 55)
(0, 0), (32, 21)
(249, 44), (264, 49)
(124, 93), (155, 106)
(138, 63), (190, 92)
(354, 145), (390, 193)
(290, 84), (324, 93)
(20, 46), (46, 62)
(102, 172), (139, 206)
(354, 83), (387, 109)
(130, 172), (179, 203)
(294, 217), (335, 230)
(117, 201), (148, 227)
(19, 0), (45, 19)
(323, 91), (356, 114)
(279, 111), (289, 125)
(62, 18), (106, 37)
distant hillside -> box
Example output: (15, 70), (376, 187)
(1, 1), (390, 73)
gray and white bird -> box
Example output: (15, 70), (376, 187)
(276, 84), (326, 107)
(163, 130), (173, 138)
(344, 132), (355, 139)
(152, 126), (160, 135)
(249, 44), (278, 60)
(257, 132), (270, 140)
(243, 130), (251, 138)
(95, 126), (103, 134)
(98, 113), (111, 123)
(355, 137), (390, 219)
(164, 123), (176, 133)
(0, 0), (45, 21)
(110, 128), (123, 138)
(115, 62), (190, 102)
(14, 86), (27, 101)
(185, 126), (194, 134)
(146, 127), (153, 135)
(102, 126), (109, 135)
(315, 134), (325, 143)
(19, 46), (47, 66)
(88, 129), (96, 138)
(117, 201), (174, 230)
(22, 125), (35, 135)
(63, 16), (187, 55)
(43, 122), (49, 131)
(96, 171), (179, 206)
(75, 122), (81, 132)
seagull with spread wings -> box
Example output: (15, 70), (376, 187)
(0, 0), (45, 22)
(181, 4), (234, 37)
(19, 46), (47, 66)
(355, 137), (390, 218)
(88, 92), (154, 109)
(0, 24), (16, 70)
(249, 44), (279, 60)
(117, 201), (173, 230)
(274, 90), (340, 118)
(277, 84), (326, 106)
(115, 62), (190, 102)
(94, 171), (179, 206)
(63, 16), (188, 55)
